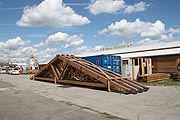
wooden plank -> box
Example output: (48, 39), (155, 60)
(51, 65), (58, 80)
(140, 73), (169, 82)
(55, 66), (61, 78)
(137, 58), (140, 76)
(34, 77), (55, 82)
(147, 78), (168, 82)
(156, 69), (177, 73)
(57, 79), (105, 88)
(132, 59), (135, 80)
(146, 58), (149, 74)
(141, 58), (144, 76)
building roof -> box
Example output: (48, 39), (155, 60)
(12, 63), (28, 66)
(0, 63), (17, 66)
(77, 41), (180, 58)
(118, 47), (180, 58)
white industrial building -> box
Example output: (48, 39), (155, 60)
(78, 41), (180, 58)
(77, 41), (180, 80)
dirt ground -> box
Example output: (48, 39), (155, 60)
(0, 74), (180, 120)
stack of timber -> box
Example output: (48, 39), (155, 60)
(138, 73), (169, 82)
(33, 55), (149, 94)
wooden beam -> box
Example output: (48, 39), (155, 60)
(55, 66), (61, 78)
(132, 58), (135, 80)
(34, 77), (54, 82)
(57, 79), (105, 88)
(51, 64), (58, 80)
(59, 63), (69, 79)
(34, 56), (59, 77)
(137, 58), (140, 76)
(141, 58), (144, 76)
(145, 58), (148, 74)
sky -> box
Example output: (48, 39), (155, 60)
(0, 0), (180, 63)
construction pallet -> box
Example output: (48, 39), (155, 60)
(139, 73), (169, 82)
(33, 55), (149, 94)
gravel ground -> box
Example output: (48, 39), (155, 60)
(0, 74), (180, 120)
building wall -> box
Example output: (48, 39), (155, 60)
(151, 54), (180, 73)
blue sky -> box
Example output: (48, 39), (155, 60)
(0, 0), (180, 63)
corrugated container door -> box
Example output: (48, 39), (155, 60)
(82, 55), (121, 74)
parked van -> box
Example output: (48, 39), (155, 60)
(11, 68), (20, 75)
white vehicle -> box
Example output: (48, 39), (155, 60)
(11, 68), (20, 75)
(1, 68), (6, 74)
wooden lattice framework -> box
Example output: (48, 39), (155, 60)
(33, 55), (149, 94)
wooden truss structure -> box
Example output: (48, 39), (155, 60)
(33, 55), (149, 94)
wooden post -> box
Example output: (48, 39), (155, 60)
(54, 77), (57, 84)
(149, 58), (152, 74)
(141, 58), (144, 76)
(137, 58), (140, 76)
(146, 58), (149, 74)
(132, 58), (135, 80)
(107, 80), (111, 92)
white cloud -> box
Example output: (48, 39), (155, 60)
(86, 0), (126, 15)
(20, 47), (37, 54)
(17, 0), (90, 28)
(76, 46), (89, 52)
(168, 28), (180, 34)
(76, 45), (103, 54)
(33, 32), (84, 49)
(24, 33), (47, 39)
(32, 42), (45, 48)
(124, 1), (149, 14)
(99, 18), (175, 41)
(136, 38), (160, 46)
(63, 35), (84, 48)
(94, 45), (103, 51)
(140, 20), (165, 39)
(46, 32), (69, 45)
(86, 0), (149, 15)
(0, 37), (30, 50)
(35, 48), (58, 63)
(99, 18), (148, 38)
(0, 37), (39, 63)
(6, 47), (57, 63)
(0, 47), (37, 63)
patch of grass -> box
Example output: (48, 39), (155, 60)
(140, 78), (180, 86)
(100, 112), (127, 120)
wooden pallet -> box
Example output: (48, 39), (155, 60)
(138, 73), (169, 82)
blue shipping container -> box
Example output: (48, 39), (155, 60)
(82, 55), (121, 74)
